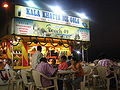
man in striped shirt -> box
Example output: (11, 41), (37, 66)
(98, 59), (115, 68)
(97, 54), (117, 76)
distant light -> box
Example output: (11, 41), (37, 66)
(16, 37), (21, 40)
(25, 0), (38, 8)
(77, 42), (80, 44)
(48, 5), (66, 14)
(76, 12), (89, 19)
(76, 51), (81, 54)
(2, 2), (9, 8)
(13, 41), (17, 43)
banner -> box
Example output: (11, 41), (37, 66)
(14, 18), (90, 41)
(15, 5), (89, 28)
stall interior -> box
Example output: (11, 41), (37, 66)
(28, 43), (71, 65)
(0, 35), (73, 69)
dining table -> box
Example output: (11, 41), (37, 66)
(57, 70), (76, 90)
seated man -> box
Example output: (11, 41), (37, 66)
(66, 57), (84, 90)
(58, 56), (68, 70)
(97, 57), (117, 76)
(97, 54), (117, 88)
(36, 57), (57, 87)
(58, 56), (68, 90)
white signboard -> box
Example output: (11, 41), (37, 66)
(15, 5), (89, 28)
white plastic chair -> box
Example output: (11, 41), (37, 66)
(5, 69), (22, 90)
(20, 69), (34, 90)
(32, 70), (58, 90)
(82, 66), (93, 90)
(96, 66), (118, 90)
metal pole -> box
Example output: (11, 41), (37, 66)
(82, 45), (84, 61)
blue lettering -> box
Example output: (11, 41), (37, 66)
(42, 12), (46, 17)
(26, 8), (30, 15)
(43, 11), (61, 21)
(49, 13), (52, 19)
(62, 16), (69, 22)
(30, 9), (33, 15)
(43, 11), (49, 18)
(26, 8), (40, 17)
(82, 23), (88, 27)
(37, 10), (40, 17)
(76, 18), (79, 24)
(53, 14), (56, 19)
(57, 15), (60, 20)
(53, 14), (61, 20)
(34, 10), (37, 16)
(70, 17), (79, 24)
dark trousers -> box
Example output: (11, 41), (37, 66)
(57, 80), (63, 90)
(106, 73), (117, 88)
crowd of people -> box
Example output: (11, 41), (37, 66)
(31, 46), (85, 90)
(0, 45), (119, 90)
(31, 46), (120, 90)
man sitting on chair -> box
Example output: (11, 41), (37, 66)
(36, 57), (57, 87)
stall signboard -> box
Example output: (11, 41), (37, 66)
(14, 18), (90, 41)
(15, 5), (89, 29)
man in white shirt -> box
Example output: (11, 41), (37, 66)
(32, 46), (43, 69)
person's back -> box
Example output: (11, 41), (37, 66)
(36, 58), (56, 87)
(98, 59), (114, 68)
(32, 46), (43, 69)
(97, 53), (116, 76)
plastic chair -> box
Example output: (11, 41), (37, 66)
(91, 66), (101, 88)
(20, 69), (34, 90)
(32, 70), (58, 90)
(0, 76), (6, 85)
(96, 66), (118, 90)
(82, 66), (93, 90)
(0, 71), (8, 85)
(5, 69), (22, 90)
(111, 66), (120, 89)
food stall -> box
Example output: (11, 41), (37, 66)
(0, 5), (90, 69)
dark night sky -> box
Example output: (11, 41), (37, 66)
(57, 0), (120, 60)
(0, 0), (120, 60)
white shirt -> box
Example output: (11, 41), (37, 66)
(31, 51), (43, 69)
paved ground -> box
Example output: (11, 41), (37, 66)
(0, 85), (119, 90)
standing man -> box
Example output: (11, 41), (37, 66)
(32, 46), (43, 69)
